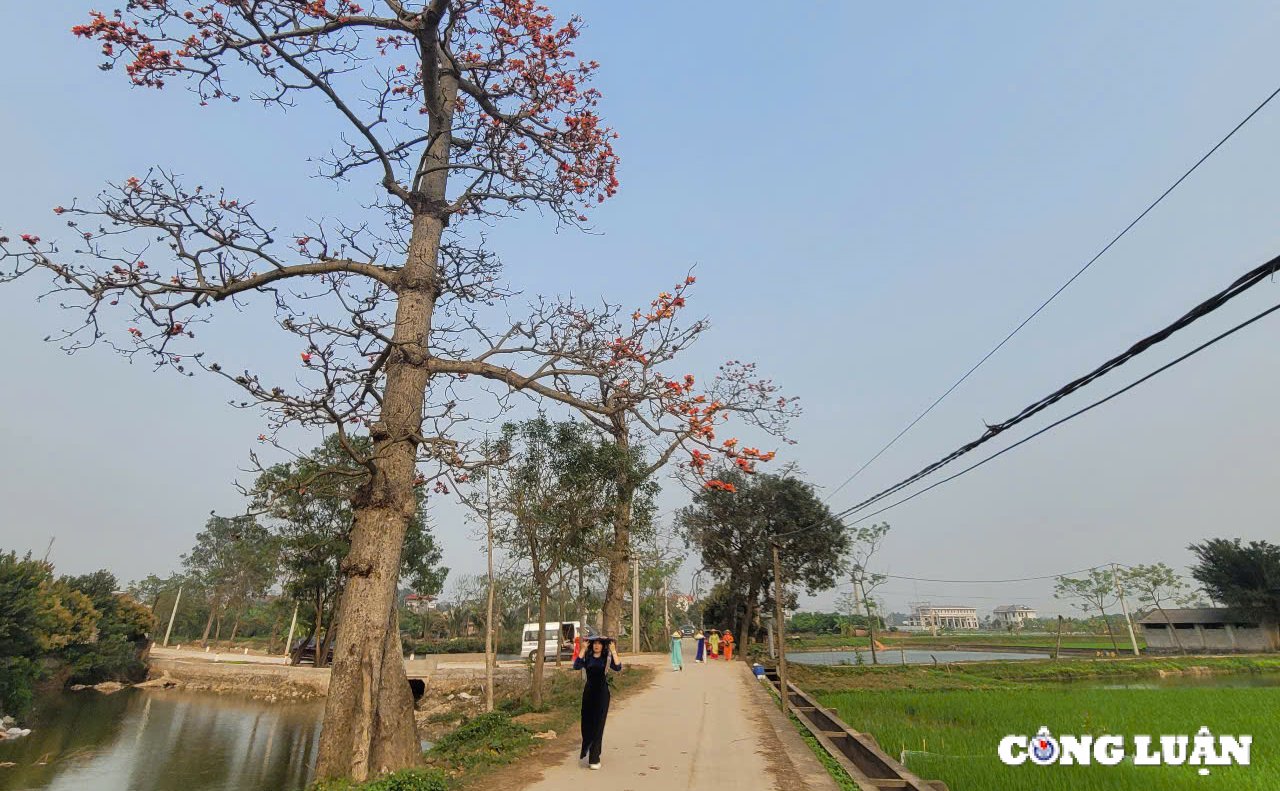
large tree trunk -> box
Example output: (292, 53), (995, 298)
(314, 201), (446, 779)
(601, 448), (635, 638)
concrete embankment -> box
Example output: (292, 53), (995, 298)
(144, 649), (535, 701)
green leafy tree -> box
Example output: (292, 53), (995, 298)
(1054, 569), (1121, 652)
(59, 571), (155, 684)
(1189, 539), (1280, 628)
(680, 468), (849, 645)
(182, 516), (279, 648)
(251, 434), (447, 666)
(0, 553), (100, 716)
(1122, 563), (1192, 654)
(849, 522), (890, 664)
(485, 417), (617, 707)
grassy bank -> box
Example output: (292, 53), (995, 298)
(796, 656), (1280, 791)
(313, 665), (652, 791)
(791, 655), (1280, 691)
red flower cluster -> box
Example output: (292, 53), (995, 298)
(301, 352), (313, 364)
(19, 234), (39, 245)
(705, 479), (737, 493)
(73, 11), (180, 88)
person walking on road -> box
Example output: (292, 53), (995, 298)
(722, 629), (735, 661)
(707, 629), (721, 659)
(574, 636), (623, 769)
(670, 630), (684, 671)
(694, 629), (706, 663)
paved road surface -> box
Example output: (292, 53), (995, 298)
(518, 642), (821, 791)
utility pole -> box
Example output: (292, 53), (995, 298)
(632, 555), (641, 654)
(1112, 563), (1140, 656)
(162, 585), (183, 647)
(772, 541), (788, 714)
(484, 460), (496, 712)
(283, 600), (298, 657)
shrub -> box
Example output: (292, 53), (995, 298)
(310, 769), (448, 791)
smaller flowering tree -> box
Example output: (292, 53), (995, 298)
(517, 275), (800, 636)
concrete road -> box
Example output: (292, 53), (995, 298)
(517, 642), (831, 791)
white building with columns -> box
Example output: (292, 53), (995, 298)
(905, 603), (979, 630)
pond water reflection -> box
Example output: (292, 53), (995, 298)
(0, 689), (323, 791)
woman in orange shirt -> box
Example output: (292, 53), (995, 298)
(722, 630), (735, 660)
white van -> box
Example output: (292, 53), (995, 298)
(520, 620), (592, 661)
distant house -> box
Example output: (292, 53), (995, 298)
(993, 605), (1037, 628)
(905, 604), (979, 630)
(1139, 608), (1279, 653)
(404, 593), (437, 615)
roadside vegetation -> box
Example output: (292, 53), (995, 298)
(312, 664), (652, 791)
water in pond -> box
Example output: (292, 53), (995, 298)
(0, 689), (324, 791)
(789, 648), (1045, 665)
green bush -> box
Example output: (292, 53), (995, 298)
(425, 711), (534, 773)
(310, 768), (447, 791)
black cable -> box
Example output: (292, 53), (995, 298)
(838, 252), (1280, 519)
(844, 297), (1280, 526)
(826, 82), (1280, 502)
(878, 567), (1104, 584)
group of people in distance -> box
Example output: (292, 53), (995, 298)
(668, 627), (734, 671)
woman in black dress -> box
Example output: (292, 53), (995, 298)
(573, 636), (623, 769)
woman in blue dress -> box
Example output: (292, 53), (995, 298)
(694, 629), (706, 663)
(573, 636), (623, 769)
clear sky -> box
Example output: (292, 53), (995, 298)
(2, 2), (1279, 619)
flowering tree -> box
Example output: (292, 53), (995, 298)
(531, 277), (800, 636)
(1, 1), (618, 780)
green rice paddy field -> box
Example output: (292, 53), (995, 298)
(809, 662), (1279, 791)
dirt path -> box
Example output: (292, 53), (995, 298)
(517, 643), (828, 791)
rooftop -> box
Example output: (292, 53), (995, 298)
(1137, 607), (1255, 625)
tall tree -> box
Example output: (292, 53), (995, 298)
(1053, 569), (1121, 652)
(1188, 539), (1280, 629)
(1122, 563), (1192, 654)
(848, 522), (890, 665)
(182, 516), (278, 647)
(547, 278), (799, 636)
(681, 468), (848, 644)
(3, 1), (620, 778)
(486, 417), (614, 707)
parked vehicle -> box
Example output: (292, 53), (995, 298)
(520, 621), (593, 661)
(681, 625), (695, 637)
(291, 637), (333, 665)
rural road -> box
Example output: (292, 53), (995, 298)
(517, 642), (834, 791)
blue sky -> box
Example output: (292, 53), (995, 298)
(2, 2), (1279, 617)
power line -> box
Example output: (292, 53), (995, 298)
(826, 81), (1280, 502)
(844, 295), (1280, 526)
(837, 251), (1280, 520)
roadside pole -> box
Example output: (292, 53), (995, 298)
(485, 461), (496, 712)
(662, 579), (670, 638)
(1112, 563), (1140, 656)
(282, 601), (299, 657)
(162, 585), (183, 647)
(632, 556), (640, 654)
(1053, 615), (1063, 660)
(772, 541), (788, 714)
